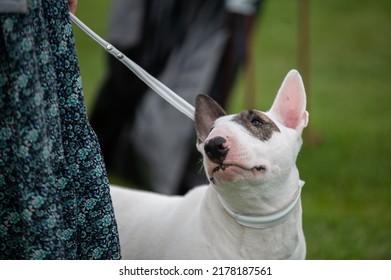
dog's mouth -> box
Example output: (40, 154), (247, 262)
(209, 163), (266, 184)
(211, 163), (266, 175)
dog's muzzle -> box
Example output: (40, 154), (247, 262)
(204, 136), (229, 164)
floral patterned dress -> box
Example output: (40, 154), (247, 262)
(0, 0), (121, 259)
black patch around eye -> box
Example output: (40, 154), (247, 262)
(233, 110), (280, 141)
(251, 117), (264, 126)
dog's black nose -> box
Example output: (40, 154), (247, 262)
(204, 136), (229, 164)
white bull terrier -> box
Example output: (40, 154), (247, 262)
(110, 69), (309, 259)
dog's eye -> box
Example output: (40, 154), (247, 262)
(251, 117), (263, 126)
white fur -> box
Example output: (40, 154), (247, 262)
(110, 69), (309, 259)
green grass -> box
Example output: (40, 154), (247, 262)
(72, 0), (111, 111)
(73, 0), (391, 259)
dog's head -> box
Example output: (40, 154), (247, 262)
(195, 70), (309, 214)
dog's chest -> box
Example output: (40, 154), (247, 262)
(238, 211), (306, 259)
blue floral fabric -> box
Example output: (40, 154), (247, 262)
(0, 0), (121, 259)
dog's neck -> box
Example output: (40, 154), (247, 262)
(210, 167), (304, 229)
(217, 180), (304, 229)
(200, 179), (305, 259)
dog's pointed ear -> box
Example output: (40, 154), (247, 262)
(195, 94), (226, 143)
(269, 70), (309, 133)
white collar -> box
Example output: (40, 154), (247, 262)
(218, 180), (304, 229)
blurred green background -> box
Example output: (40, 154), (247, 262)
(72, 0), (391, 259)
